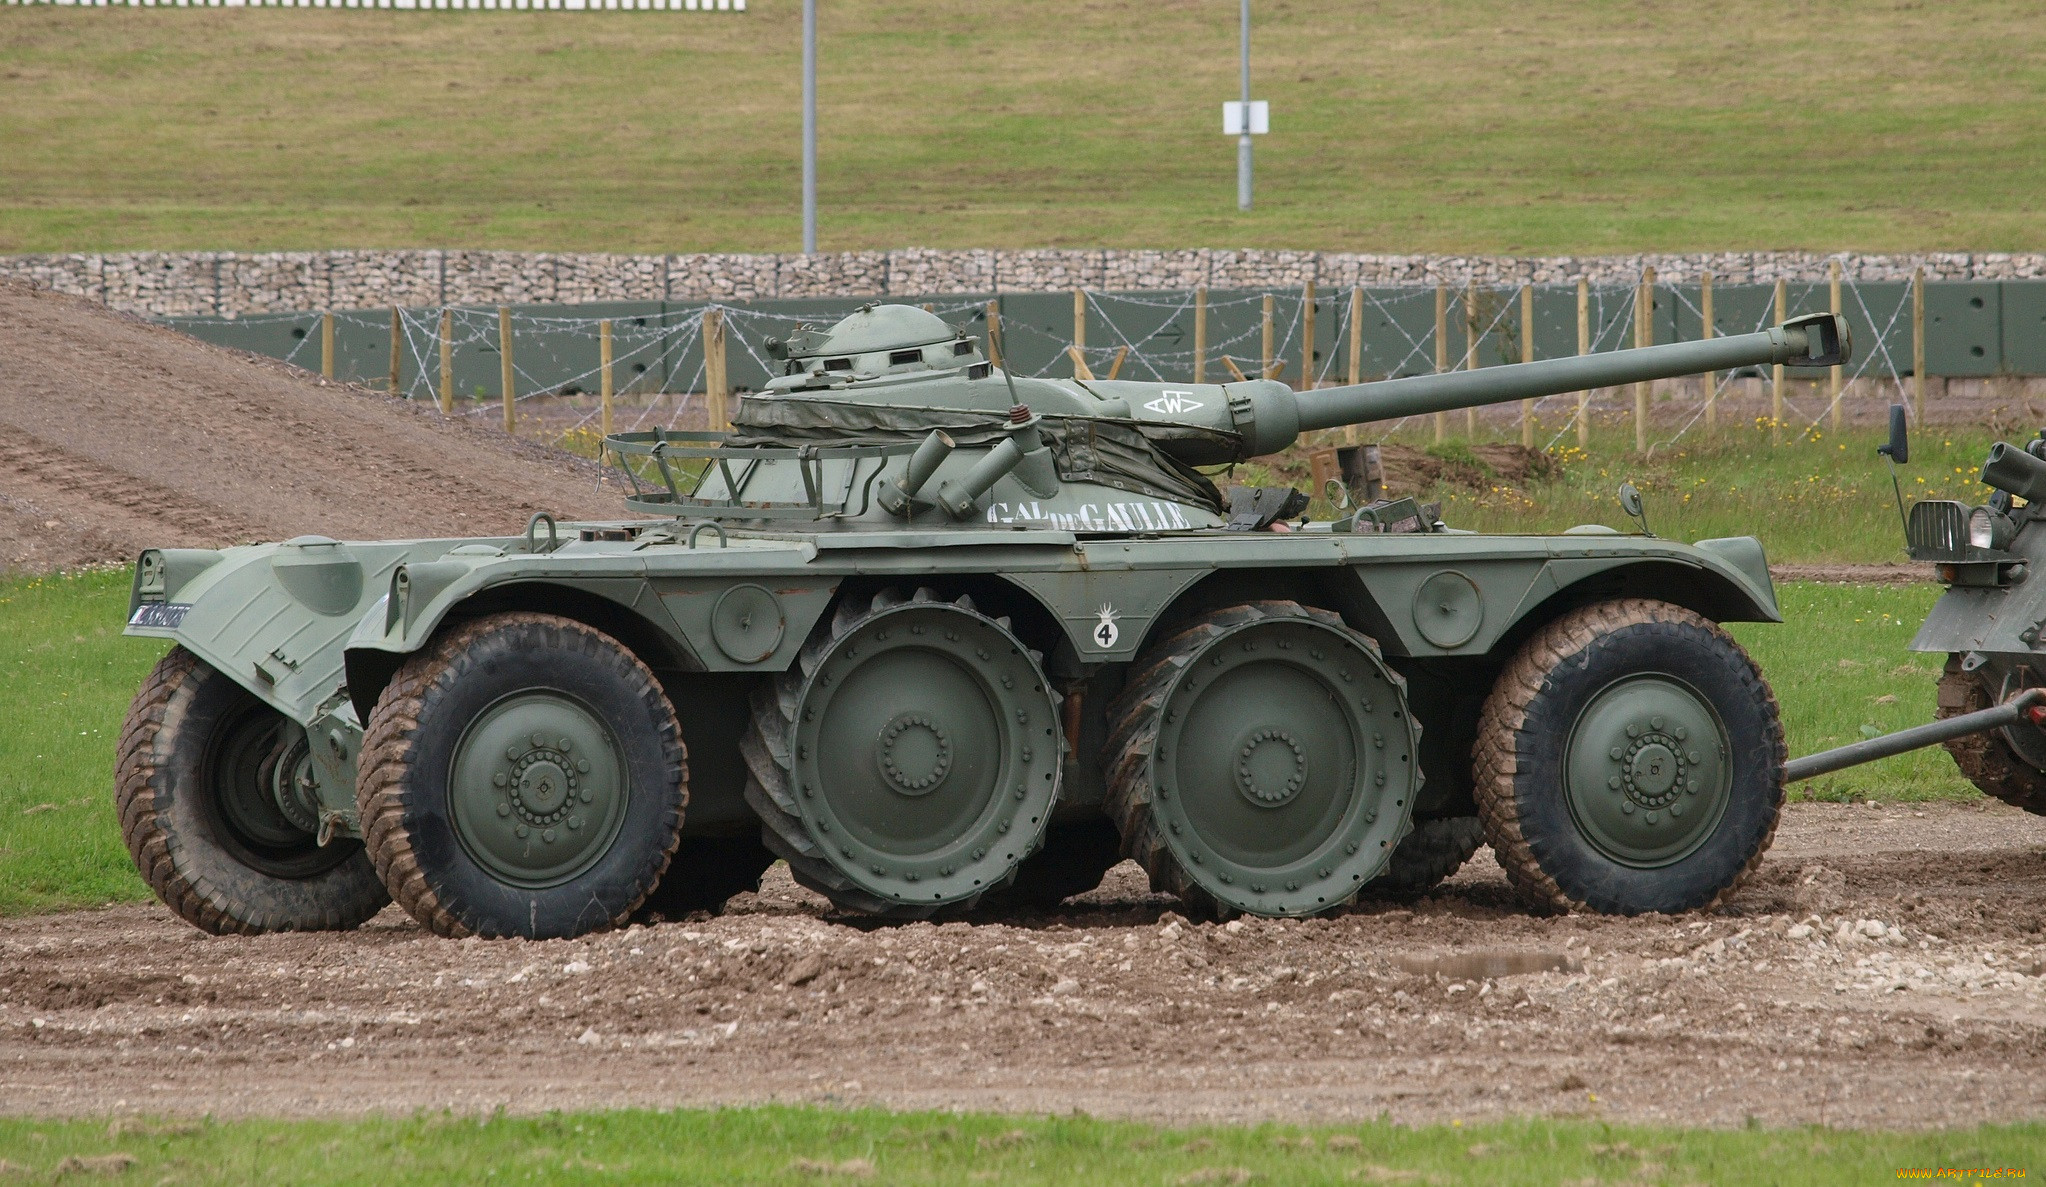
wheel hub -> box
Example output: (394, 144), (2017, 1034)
(450, 695), (627, 888)
(1564, 678), (1732, 867)
(878, 713), (953, 796)
(1235, 728), (1307, 808)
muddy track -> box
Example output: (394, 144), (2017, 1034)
(4, 802), (2046, 1128)
(0, 280), (623, 573)
(0, 436), (269, 550)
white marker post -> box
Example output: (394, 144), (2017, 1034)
(1227, 0), (1266, 211)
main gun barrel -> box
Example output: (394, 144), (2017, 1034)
(1221, 312), (1849, 457)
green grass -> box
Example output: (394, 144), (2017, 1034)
(0, 1106), (2036, 1184)
(2, 1), (2044, 253)
(1400, 423), (2000, 565)
(1728, 582), (1965, 804)
(0, 568), (165, 914)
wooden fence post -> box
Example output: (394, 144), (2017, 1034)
(1576, 278), (1590, 449)
(320, 311), (334, 381)
(703, 307), (730, 433)
(599, 318), (614, 449)
(985, 300), (1003, 368)
(1072, 288), (1086, 377)
(388, 307), (402, 396)
(1772, 278), (1787, 445)
(1261, 294), (1275, 379)
(1106, 346), (1130, 381)
(1520, 284), (1535, 448)
(1300, 279), (1316, 391)
(1829, 258), (1843, 432)
(1345, 285), (1363, 444)
(1913, 267), (1927, 423)
(498, 306), (515, 435)
(1700, 271), (1715, 433)
(1433, 283), (1448, 444)
(1634, 266), (1654, 453)
(437, 309), (453, 415)
(1192, 287), (1207, 384)
(1464, 277), (1480, 439)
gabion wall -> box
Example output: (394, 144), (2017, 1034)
(5, 248), (2041, 318)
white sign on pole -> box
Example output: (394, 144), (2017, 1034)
(1222, 100), (1269, 135)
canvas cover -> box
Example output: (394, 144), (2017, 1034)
(731, 397), (1227, 511)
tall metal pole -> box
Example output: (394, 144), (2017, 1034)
(801, 0), (818, 254)
(1236, 0), (1252, 212)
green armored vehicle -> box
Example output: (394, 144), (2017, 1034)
(116, 303), (1850, 939)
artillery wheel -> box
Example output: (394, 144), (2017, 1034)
(114, 647), (388, 935)
(1363, 815), (1486, 900)
(975, 817), (1126, 912)
(636, 835), (777, 920)
(743, 587), (1062, 918)
(1473, 599), (1784, 915)
(358, 613), (687, 939)
(1937, 658), (2046, 815)
(1102, 601), (1419, 920)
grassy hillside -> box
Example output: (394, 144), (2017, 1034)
(0, 1), (2041, 253)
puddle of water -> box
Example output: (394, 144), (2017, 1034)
(1393, 951), (1583, 980)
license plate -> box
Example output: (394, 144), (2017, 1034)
(129, 602), (192, 629)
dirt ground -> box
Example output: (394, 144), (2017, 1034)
(0, 281), (622, 573)
(4, 801), (2045, 1129)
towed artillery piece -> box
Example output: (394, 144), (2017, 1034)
(117, 302), (1851, 938)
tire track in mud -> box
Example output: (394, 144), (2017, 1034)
(0, 437), (268, 549)
(0, 279), (621, 569)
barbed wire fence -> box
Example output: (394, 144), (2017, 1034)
(257, 256), (1925, 461)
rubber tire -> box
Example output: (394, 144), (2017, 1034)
(115, 647), (388, 935)
(1473, 599), (1785, 915)
(1937, 658), (2046, 815)
(1363, 816), (1485, 900)
(358, 612), (687, 939)
(636, 835), (777, 920)
(975, 817), (1126, 912)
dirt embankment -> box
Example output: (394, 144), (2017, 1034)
(4, 801), (2045, 1128)
(0, 281), (623, 573)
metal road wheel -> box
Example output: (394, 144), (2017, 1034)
(1102, 601), (1419, 920)
(743, 587), (1062, 918)
(1473, 598), (1784, 915)
(357, 612), (686, 939)
(114, 647), (388, 934)
(1936, 657), (2046, 816)
(1363, 815), (1486, 900)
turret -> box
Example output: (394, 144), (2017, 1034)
(608, 305), (1851, 528)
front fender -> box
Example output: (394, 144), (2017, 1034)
(341, 541), (842, 722)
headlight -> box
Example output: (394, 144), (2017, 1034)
(1968, 506), (2014, 550)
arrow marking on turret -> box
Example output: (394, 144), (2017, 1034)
(1143, 390), (1204, 415)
